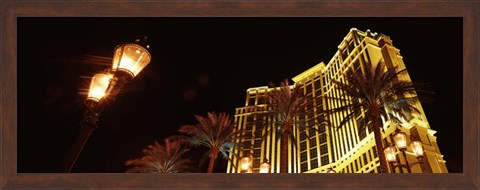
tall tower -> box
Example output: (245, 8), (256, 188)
(227, 28), (448, 173)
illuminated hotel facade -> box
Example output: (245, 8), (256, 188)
(226, 28), (448, 173)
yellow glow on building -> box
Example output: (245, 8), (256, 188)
(226, 28), (448, 173)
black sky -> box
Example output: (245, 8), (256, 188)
(17, 17), (462, 173)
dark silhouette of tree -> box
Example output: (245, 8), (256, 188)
(179, 112), (245, 173)
(327, 61), (423, 173)
(265, 79), (310, 173)
(125, 136), (199, 173)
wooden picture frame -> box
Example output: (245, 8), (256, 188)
(1, 1), (478, 189)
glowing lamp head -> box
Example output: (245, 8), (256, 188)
(327, 167), (336, 173)
(409, 141), (424, 158)
(87, 73), (113, 101)
(393, 129), (408, 150)
(112, 37), (151, 77)
(240, 156), (252, 171)
(259, 161), (270, 173)
(384, 146), (397, 162)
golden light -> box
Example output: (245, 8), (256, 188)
(393, 130), (408, 150)
(327, 167), (336, 173)
(87, 73), (113, 101)
(112, 41), (151, 77)
(409, 141), (424, 157)
(384, 146), (397, 162)
(246, 167), (253, 173)
(239, 156), (252, 171)
(259, 161), (270, 173)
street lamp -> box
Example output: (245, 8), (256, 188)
(239, 156), (253, 173)
(112, 38), (151, 77)
(326, 167), (336, 173)
(87, 73), (113, 102)
(384, 128), (425, 173)
(59, 37), (151, 172)
(259, 159), (271, 173)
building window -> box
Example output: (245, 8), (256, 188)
(358, 126), (367, 140)
(254, 130), (262, 138)
(349, 40), (356, 52)
(321, 155), (329, 165)
(254, 139), (262, 145)
(318, 125), (326, 133)
(300, 141), (307, 150)
(355, 159), (359, 172)
(307, 118), (315, 127)
(246, 116), (254, 124)
(314, 78), (321, 89)
(248, 97), (255, 106)
(341, 49), (348, 61)
(319, 133), (327, 143)
(310, 148), (317, 158)
(311, 159), (318, 169)
(320, 144), (327, 154)
(353, 59), (361, 70)
(243, 140), (251, 148)
(306, 83), (313, 94)
(330, 142), (336, 162)
(315, 97), (322, 106)
(308, 127), (316, 137)
(301, 152), (307, 162)
(254, 149), (261, 157)
(300, 130), (307, 140)
(368, 149), (372, 162)
(301, 162), (308, 172)
(363, 153), (368, 165)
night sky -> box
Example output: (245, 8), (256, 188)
(17, 17), (462, 173)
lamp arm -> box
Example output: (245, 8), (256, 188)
(391, 163), (409, 170)
(407, 157), (425, 169)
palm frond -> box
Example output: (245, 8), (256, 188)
(179, 112), (245, 172)
(124, 136), (198, 173)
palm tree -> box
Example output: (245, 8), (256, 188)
(265, 79), (310, 173)
(124, 136), (199, 173)
(328, 61), (421, 173)
(179, 112), (245, 173)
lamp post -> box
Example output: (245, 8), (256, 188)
(59, 37), (151, 172)
(383, 128), (425, 173)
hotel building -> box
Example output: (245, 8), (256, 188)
(226, 28), (448, 173)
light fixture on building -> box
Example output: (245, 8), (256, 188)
(383, 145), (397, 163)
(259, 159), (270, 173)
(240, 156), (253, 173)
(326, 167), (336, 173)
(384, 128), (425, 173)
(393, 129), (408, 151)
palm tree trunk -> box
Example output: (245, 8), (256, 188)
(280, 122), (291, 173)
(370, 105), (389, 173)
(207, 157), (216, 173)
(207, 148), (219, 173)
(280, 133), (289, 173)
